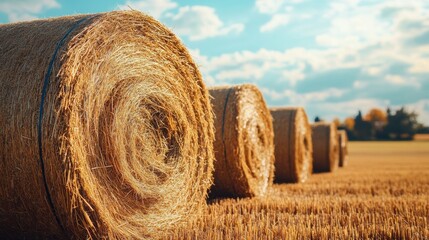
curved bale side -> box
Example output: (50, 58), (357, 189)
(338, 130), (349, 167)
(0, 11), (214, 239)
(270, 107), (313, 183)
(208, 84), (275, 198)
(311, 122), (339, 173)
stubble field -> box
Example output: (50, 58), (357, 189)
(169, 140), (429, 239)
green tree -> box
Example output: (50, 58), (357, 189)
(354, 110), (373, 140)
(314, 116), (322, 122)
(365, 108), (387, 139)
(383, 107), (419, 140)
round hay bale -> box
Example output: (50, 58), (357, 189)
(208, 84), (274, 198)
(0, 11), (214, 239)
(270, 107), (313, 183)
(338, 130), (349, 167)
(311, 122), (339, 173)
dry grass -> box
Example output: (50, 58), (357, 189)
(169, 141), (429, 239)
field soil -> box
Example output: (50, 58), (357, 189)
(169, 141), (429, 239)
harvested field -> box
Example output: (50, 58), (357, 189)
(170, 141), (429, 239)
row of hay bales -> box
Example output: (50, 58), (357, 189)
(0, 11), (348, 239)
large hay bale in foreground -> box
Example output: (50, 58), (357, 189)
(338, 130), (349, 167)
(311, 122), (339, 173)
(208, 84), (274, 198)
(0, 11), (214, 239)
(270, 107), (313, 183)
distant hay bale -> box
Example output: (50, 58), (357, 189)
(0, 11), (214, 239)
(311, 122), (339, 173)
(338, 130), (349, 167)
(208, 84), (275, 198)
(270, 107), (313, 183)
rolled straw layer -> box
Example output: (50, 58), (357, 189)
(338, 130), (349, 167)
(0, 11), (214, 239)
(311, 122), (339, 173)
(270, 107), (313, 183)
(208, 84), (274, 198)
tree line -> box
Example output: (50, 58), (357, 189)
(315, 107), (429, 141)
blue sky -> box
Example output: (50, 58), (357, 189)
(1, 0), (428, 124)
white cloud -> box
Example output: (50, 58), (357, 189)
(385, 75), (421, 88)
(194, 47), (359, 80)
(313, 98), (390, 121)
(363, 66), (385, 76)
(408, 59), (429, 73)
(261, 88), (380, 121)
(262, 88), (347, 105)
(186, 1), (429, 123)
(167, 6), (244, 41)
(215, 63), (266, 81)
(255, 0), (303, 14)
(186, 46), (366, 92)
(255, 0), (285, 14)
(189, 49), (209, 69)
(303, 88), (346, 102)
(256, 0), (305, 33)
(0, 0), (60, 22)
(119, 2), (245, 41)
(402, 99), (429, 125)
(353, 80), (368, 89)
(316, 11), (389, 49)
(318, 0), (429, 76)
(119, 0), (177, 18)
(260, 14), (290, 32)
(7, 13), (37, 22)
(281, 63), (305, 86)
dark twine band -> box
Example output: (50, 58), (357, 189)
(288, 110), (296, 180)
(220, 89), (233, 148)
(220, 88), (237, 193)
(37, 16), (90, 234)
